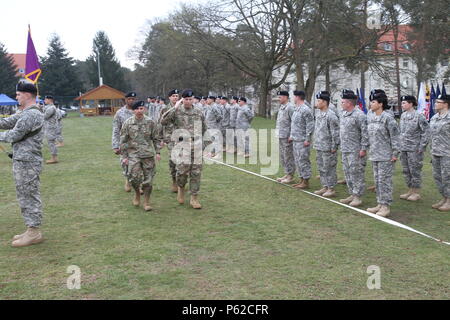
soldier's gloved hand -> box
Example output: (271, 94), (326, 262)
(113, 148), (120, 155)
(122, 158), (129, 165)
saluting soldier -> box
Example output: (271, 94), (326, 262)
(160, 89), (208, 209)
(430, 94), (450, 212)
(112, 91), (136, 192)
(338, 89), (369, 207)
(43, 95), (59, 164)
(366, 89), (400, 217)
(289, 90), (314, 189)
(159, 89), (180, 193)
(399, 95), (430, 202)
(120, 101), (161, 211)
(0, 82), (45, 247)
(276, 90), (296, 183)
(313, 91), (340, 197)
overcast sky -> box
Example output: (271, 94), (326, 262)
(0, 0), (195, 69)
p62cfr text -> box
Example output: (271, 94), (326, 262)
(182, 304), (269, 317)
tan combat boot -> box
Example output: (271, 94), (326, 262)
(400, 188), (413, 200)
(56, 142), (64, 147)
(367, 185), (376, 192)
(11, 227), (44, 247)
(407, 188), (421, 201)
(143, 193), (152, 211)
(323, 188), (336, 198)
(337, 179), (347, 185)
(376, 205), (391, 217)
(298, 179), (309, 189)
(133, 190), (140, 207)
(12, 230), (28, 241)
(46, 155), (58, 164)
(314, 187), (328, 195)
(438, 198), (450, 212)
(432, 198), (446, 209)
(276, 175), (287, 182)
(281, 175), (294, 184)
(124, 179), (131, 192)
(177, 187), (185, 204)
(292, 178), (304, 188)
(340, 195), (354, 204)
(171, 179), (178, 193)
(367, 204), (381, 214)
(190, 195), (202, 209)
(349, 196), (362, 207)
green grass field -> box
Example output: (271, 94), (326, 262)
(0, 112), (449, 299)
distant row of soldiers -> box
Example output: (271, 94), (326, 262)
(275, 89), (450, 217)
(112, 89), (255, 210)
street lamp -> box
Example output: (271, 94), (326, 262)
(94, 46), (103, 86)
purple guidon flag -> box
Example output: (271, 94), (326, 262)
(25, 25), (41, 84)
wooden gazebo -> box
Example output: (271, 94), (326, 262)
(75, 84), (125, 116)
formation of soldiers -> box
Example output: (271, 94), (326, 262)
(275, 89), (450, 217)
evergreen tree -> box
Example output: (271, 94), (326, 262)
(39, 34), (83, 101)
(0, 42), (20, 97)
(86, 31), (127, 91)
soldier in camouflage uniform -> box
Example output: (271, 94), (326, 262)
(430, 94), (450, 212)
(228, 96), (239, 153)
(158, 89), (180, 192)
(204, 95), (223, 157)
(43, 95), (59, 164)
(219, 96), (231, 149)
(235, 97), (255, 157)
(276, 91), (296, 183)
(112, 92), (136, 192)
(0, 82), (45, 247)
(160, 89), (208, 209)
(289, 90), (314, 189)
(55, 106), (64, 147)
(313, 91), (340, 197)
(338, 90), (369, 207)
(398, 95), (430, 202)
(120, 101), (161, 211)
(366, 89), (400, 217)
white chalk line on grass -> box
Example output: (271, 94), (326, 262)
(206, 157), (450, 246)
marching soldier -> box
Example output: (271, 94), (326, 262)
(289, 90), (314, 189)
(112, 91), (136, 192)
(366, 89), (400, 217)
(276, 90), (296, 183)
(160, 89), (208, 209)
(0, 82), (45, 247)
(399, 95), (430, 201)
(313, 91), (340, 197)
(159, 89), (180, 192)
(338, 89), (369, 207)
(120, 101), (161, 211)
(235, 97), (255, 157)
(43, 95), (59, 164)
(430, 94), (450, 212)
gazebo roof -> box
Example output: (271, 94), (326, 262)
(75, 84), (125, 101)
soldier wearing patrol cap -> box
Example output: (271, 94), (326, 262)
(112, 91), (136, 192)
(338, 89), (369, 207)
(313, 90), (340, 197)
(430, 94), (450, 212)
(366, 89), (400, 217)
(0, 82), (45, 247)
(43, 95), (59, 164)
(399, 95), (430, 202)
(120, 100), (161, 211)
(160, 89), (208, 209)
(276, 90), (296, 183)
(159, 89), (180, 192)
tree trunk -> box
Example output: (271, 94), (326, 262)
(258, 79), (270, 118)
(393, 24), (401, 113)
(325, 64), (330, 92)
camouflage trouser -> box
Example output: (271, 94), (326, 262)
(167, 142), (177, 180)
(13, 160), (43, 227)
(119, 155), (127, 177)
(236, 129), (250, 154)
(127, 157), (156, 191)
(316, 150), (338, 188)
(400, 151), (424, 188)
(176, 151), (202, 195)
(293, 141), (311, 179)
(45, 130), (58, 156)
(372, 161), (394, 205)
(56, 121), (63, 142)
(342, 151), (366, 197)
(279, 138), (295, 175)
(432, 155), (450, 198)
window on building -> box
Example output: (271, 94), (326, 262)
(384, 43), (392, 51)
(19, 68), (25, 74)
(402, 43), (411, 51)
(403, 59), (409, 68)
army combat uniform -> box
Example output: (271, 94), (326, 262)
(340, 108), (369, 200)
(159, 101), (177, 184)
(204, 101), (223, 155)
(235, 103), (255, 155)
(399, 109), (430, 196)
(290, 103), (314, 182)
(0, 104), (45, 242)
(313, 109), (340, 192)
(276, 102), (296, 178)
(43, 103), (59, 160)
(112, 105), (134, 176)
